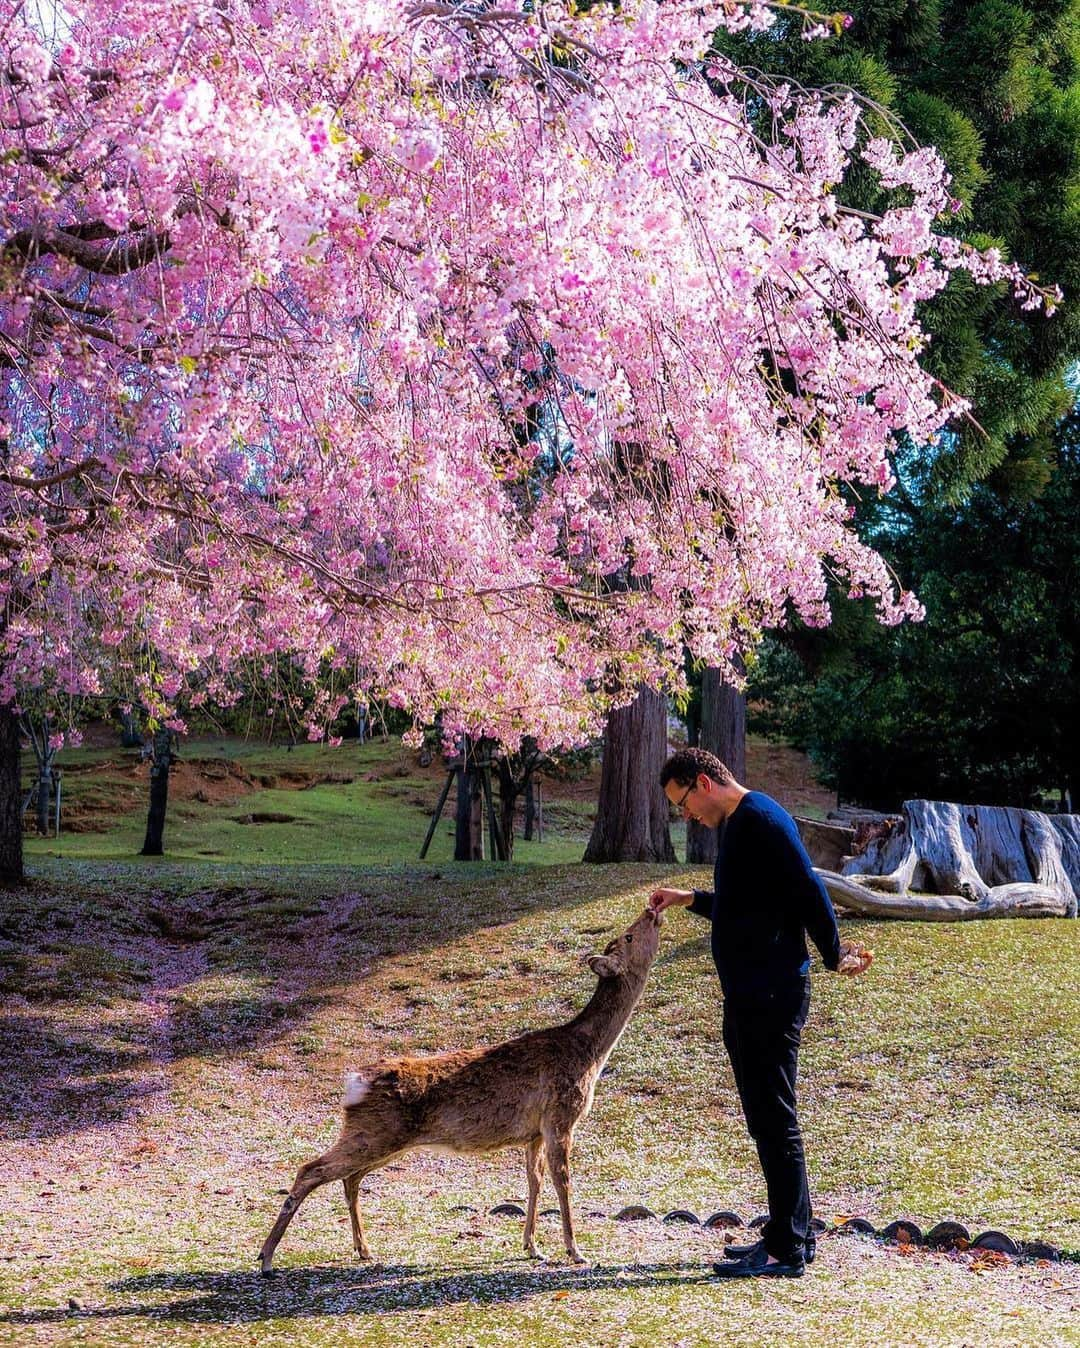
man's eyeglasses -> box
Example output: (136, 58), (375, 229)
(673, 779), (696, 814)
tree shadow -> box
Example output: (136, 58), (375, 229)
(0, 1013), (163, 1138)
(0, 987), (334, 1140)
(0, 1259), (711, 1328)
(2, 860), (678, 1139)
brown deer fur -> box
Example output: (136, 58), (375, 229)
(258, 907), (663, 1273)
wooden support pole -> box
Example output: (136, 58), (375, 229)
(420, 769), (455, 859)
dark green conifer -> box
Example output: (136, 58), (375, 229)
(718, 0), (1080, 493)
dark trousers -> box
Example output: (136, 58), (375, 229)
(722, 976), (812, 1263)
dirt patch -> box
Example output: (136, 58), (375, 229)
(53, 816), (115, 835)
(233, 812), (301, 825)
(745, 739), (835, 818)
(57, 759), (256, 833)
(259, 768), (352, 788)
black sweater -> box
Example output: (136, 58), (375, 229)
(689, 791), (841, 1004)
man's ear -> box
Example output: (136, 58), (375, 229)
(585, 951), (622, 979)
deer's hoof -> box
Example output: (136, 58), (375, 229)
(259, 1265), (277, 1279)
(568, 1250), (589, 1266)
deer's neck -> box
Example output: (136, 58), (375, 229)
(569, 973), (647, 1066)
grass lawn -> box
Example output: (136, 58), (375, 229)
(1, 740), (1077, 1345)
(23, 737), (594, 867)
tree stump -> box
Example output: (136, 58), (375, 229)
(806, 800), (1078, 920)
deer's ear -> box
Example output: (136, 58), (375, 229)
(586, 952), (622, 979)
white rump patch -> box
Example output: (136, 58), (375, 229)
(343, 1072), (373, 1107)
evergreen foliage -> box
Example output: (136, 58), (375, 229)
(749, 423), (1080, 809)
(717, 0), (1080, 495)
(730, 4), (1080, 809)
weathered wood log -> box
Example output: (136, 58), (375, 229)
(794, 817), (856, 871)
(817, 870), (1072, 920)
(810, 798), (1079, 920)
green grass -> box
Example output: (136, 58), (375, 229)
(1, 854), (1078, 1348)
(25, 738), (591, 867)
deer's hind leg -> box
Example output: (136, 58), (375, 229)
(259, 1138), (369, 1275)
(343, 1172), (373, 1261)
(522, 1137), (546, 1258)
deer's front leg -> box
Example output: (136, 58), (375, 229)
(523, 1137), (545, 1257)
(543, 1127), (586, 1265)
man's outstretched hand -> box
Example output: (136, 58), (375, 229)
(837, 939), (874, 977)
(648, 887), (695, 916)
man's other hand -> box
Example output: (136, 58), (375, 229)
(837, 939), (874, 976)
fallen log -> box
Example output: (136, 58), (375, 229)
(816, 870), (1072, 921)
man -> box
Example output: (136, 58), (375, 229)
(650, 747), (872, 1280)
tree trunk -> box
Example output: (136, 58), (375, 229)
(454, 763), (479, 860)
(119, 708), (142, 748)
(140, 729), (175, 856)
(495, 740), (544, 858)
(454, 738), (486, 861)
(0, 702), (22, 884)
(686, 667), (746, 864)
(19, 714), (56, 838)
(804, 798), (1079, 920)
(496, 757), (517, 862)
(584, 686), (675, 863)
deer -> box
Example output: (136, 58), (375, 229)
(258, 906), (663, 1274)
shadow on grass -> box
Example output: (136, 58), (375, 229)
(0, 989), (334, 1140)
(0, 1260), (712, 1327)
(1, 860), (683, 1139)
(655, 934), (710, 967)
(0, 1012), (164, 1133)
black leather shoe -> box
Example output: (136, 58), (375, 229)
(713, 1243), (805, 1279)
(723, 1236), (816, 1265)
(722, 1237), (763, 1260)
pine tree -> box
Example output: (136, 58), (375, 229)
(752, 426), (1080, 809)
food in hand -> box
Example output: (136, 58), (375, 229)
(837, 940), (874, 974)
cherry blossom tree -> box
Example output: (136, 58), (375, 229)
(0, 0), (1058, 878)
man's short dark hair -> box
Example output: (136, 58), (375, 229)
(660, 747), (735, 789)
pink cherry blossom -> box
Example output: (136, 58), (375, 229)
(0, 0), (1059, 750)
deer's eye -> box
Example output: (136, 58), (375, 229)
(625, 935), (633, 943)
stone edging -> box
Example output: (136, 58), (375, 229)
(480, 1203), (1067, 1262)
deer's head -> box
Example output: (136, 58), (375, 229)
(585, 908), (662, 981)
